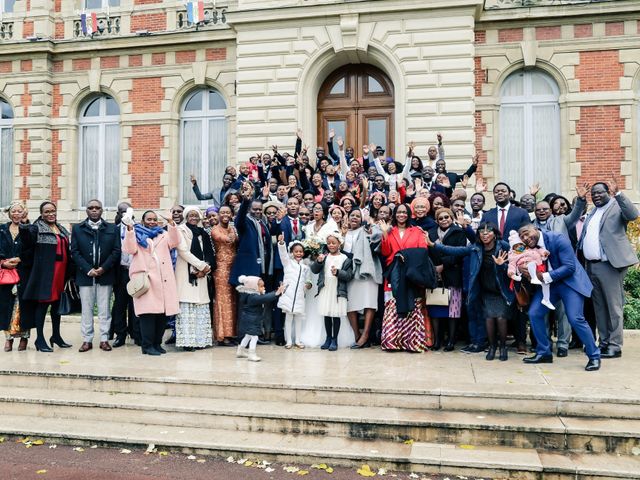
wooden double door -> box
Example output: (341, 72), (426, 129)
(317, 65), (394, 158)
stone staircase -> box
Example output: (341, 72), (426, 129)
(0, 367), (639, 479)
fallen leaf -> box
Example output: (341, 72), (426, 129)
(459, 445), (475, 450)
(196, 459), (206, 463)
(283, 466), (300, 473)
(120, 449), (131, 454)
(326, 467), (334, 474)
(72, 447), (84, 452)
(244, 461), (253, 467)
(409, 474), (419, 479)
(226, 456), (235, 463)
(237, 458), (247, 465)
(297, 471), (309, 476)
(265, 467), (275, 473)
(0, 437), (4, 443)
(145, 444), (156, 454)
(32, 440), (44, 446)
(456, 476), (468, 479)
(158, 451), (169, 456)
(90, 445), (98, 449)
(357, 464), (376, 477)
(59, 360), (70, 365)
(49, 445), (57, 449)
(36, 470), (47, 474)
(377, 468), (387, 475)
(187, 455), (196, 460)
(403, 439), (414, 445)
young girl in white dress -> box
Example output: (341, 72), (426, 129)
(310, 230), (354, 351)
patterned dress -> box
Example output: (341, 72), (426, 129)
(211, 224), (238, 341)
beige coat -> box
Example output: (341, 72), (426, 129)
(175, 224), (211, 305)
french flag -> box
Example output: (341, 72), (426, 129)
(80, 12), (88, 35)
(186, 1), (194, 23)
(91, 12), (98, 33)
(197, 1), (204, 23)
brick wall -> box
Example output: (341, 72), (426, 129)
(130, 13), (166, 32)
(52, 84), (62, 118)
(129, 125), (163, 208)
(536, 26), (561, 40)
(0, 62), (10, 73)
(100, 56), (120, 69)
(206, 48), (227, 61)
(575, 51), (623, 92)
(129, 55), (143, 67)
(498, 28), (523, 42)
(574, 24), (593, 38)
(576, 106), (625, 188)
(131, 77), (163, 112)
(176, 50), (196, 64)
(20, 60), (32, 72)
(72, 58), (91, 71)
(51, 130), (61, 203)
(605, 21), (624, 36)
(152, 53), (166, 65)
(23, 21), (34, 38)
(54, 21), (64, 39)
(19, 131), (31, 201)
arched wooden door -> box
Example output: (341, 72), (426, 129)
(317, 65), (394, 158)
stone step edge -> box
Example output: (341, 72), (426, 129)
(0, 415), (638, 478)
(1, 369), (637, 406)
(0, 386), (638, 438)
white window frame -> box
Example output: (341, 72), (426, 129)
(179, 89), (228, 204)
(1, 0), (15, 15)
(0, 98), (13, 207)
(499, 70), (561, 195)
(83, 0), (119, 11)
(78, 95), (120, 209)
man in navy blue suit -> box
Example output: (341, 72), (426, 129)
(483, 182), (531, 238)
(517, 224), (600, 371)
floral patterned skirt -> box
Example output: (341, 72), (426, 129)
(4, 290), (29, 340)
(176, 302), (213, 348)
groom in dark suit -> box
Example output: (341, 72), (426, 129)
(517, 224), (601, 371)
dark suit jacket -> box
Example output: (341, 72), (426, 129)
(70, 219), (121, 287)
(542, 231), (592, 298)
(484, 205), (531, 238)
(229, 199), (272, 285)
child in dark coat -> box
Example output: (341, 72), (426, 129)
(236, 275), (286, 361)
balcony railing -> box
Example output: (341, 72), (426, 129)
(73, 16), (121, 38)
(176, 7), (227, 29)
(0, 22), (13, 40)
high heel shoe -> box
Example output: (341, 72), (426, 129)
(4, 339), (13, 352)
(499, 344), (508, 362)
(50, 336), (72, 349)
(18, 338), (28, 351)
(35, 340), (53, 353)
(485, 345), (496, 361)
(443, 342), (455, 352)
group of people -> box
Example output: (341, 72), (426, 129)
(1, 131), (637, 370)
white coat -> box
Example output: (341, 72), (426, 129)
(175, 224), (211, 305)
(277, 242), (310, 315)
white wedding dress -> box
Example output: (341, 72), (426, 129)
(298, 219), (355, 349)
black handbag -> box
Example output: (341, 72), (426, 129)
(57, 280), (82, 315)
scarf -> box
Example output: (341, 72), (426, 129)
(436, 226), (449, 244)
(134, 223), (165, 248)
(185, 223), (215, 286)
(35, 218), (69, 245)
(247, 215), (266, 275)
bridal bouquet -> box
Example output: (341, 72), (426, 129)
(302, 237), (324, 259)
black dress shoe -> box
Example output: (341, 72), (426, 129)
(523, 354), (553, 364)
(50, 336), (72, 348)
(35, 340), (53, 353)
(585, 358), (601, 371)
(113, 336), (126, 348)
(485, 346), (496, 361)
(256, 338), (270, 346)
(164, 334), (176, 345)
(557, 348), (568, 358)
(600, 348), (622, 359)
(155, 345), (167, 354)
(275, 339), (286, 347)
(568, 339), (583, 349)
(142, 347), (161, 356)
(443, 342), (455, 352)
(460, 344), (476, 354)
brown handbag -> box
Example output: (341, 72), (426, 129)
(514, 281), (530, 309)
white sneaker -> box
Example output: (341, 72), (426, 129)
(541, 299), (556, 310)
(236, 346), (248, 358)
(248, 351), (261, 362)
(511, 274), (522, 282)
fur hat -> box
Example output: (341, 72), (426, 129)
(322, 229), (344, 245)
(238, 275), (261, 293)
(508, 230), (523, 249)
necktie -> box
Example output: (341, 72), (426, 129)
(499, 208), (506, 235)
(293, 218), (298, 236)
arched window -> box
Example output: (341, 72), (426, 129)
(180, 88), (227, 202)
(500, 69), (560, 196)
(0, 98), (13, 206)
(78, 95), (120, 208)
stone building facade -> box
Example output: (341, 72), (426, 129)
(0, 0), (638, 221)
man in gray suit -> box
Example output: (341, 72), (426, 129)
(578, 177), (639, 358)
(191, 173), (237, 208)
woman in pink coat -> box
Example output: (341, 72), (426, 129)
(123, 211), (180, 356)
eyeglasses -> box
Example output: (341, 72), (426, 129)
(438, 215), (451, 220)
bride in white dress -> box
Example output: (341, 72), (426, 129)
(299, 202), (355, 348)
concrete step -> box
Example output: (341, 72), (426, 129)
(2, 370), (639, 420)
(0, 386), (639, 455)
(0, 414), (638, 480)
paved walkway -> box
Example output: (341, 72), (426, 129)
(2, 322), (638, 403)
